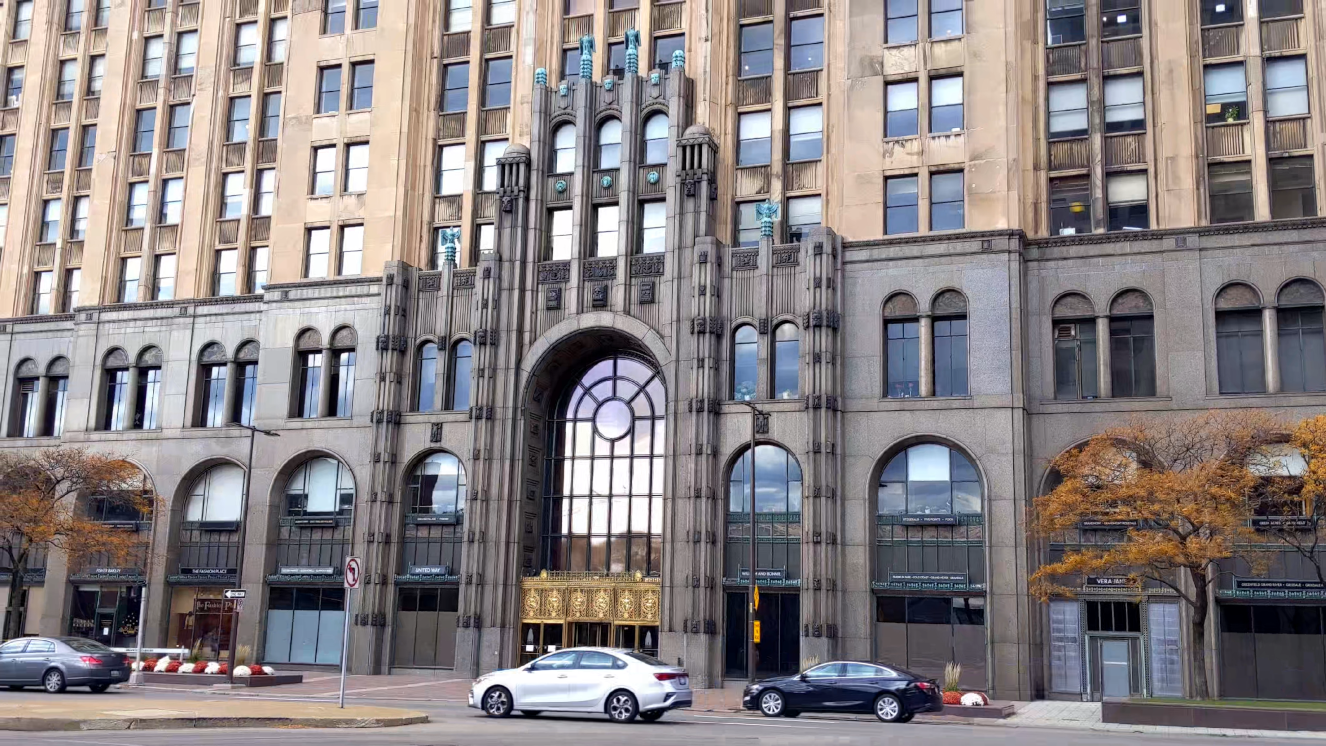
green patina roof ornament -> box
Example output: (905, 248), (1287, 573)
(579, 34), (595, 82)
(756, 200), (779, 238)
(439, 226), (462, 266)
(600, 174), (613, 189)
(649, 71), (660, 85)
(555, 179), (567, 193)
(625, 29), (641, 76)
(646, 170), (660, 185)
(534, 67), (547, 86)
(671, 49), (685, 70)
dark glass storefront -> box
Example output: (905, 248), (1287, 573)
(725, 590), (800, 678)
(393, 587), (458, 668)
(263, 587), (345, 664)
(1221, 603), (1326, 700)
(875, 594), (985, 688)
(68, 585), (142, 647)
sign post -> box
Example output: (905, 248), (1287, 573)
(339, 556), (361, 709)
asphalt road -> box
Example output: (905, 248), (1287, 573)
(0, 690), (1311, 746)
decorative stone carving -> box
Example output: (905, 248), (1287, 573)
(1052, 292), (1097, 318)
(649, 71), (660, 85)
(545, 286), (562, 310)
(731, 249), (759, 270)
(772, 246), (799, 266)
(199, 342), (228, 363)
(14, 358), (39, 377)
(418, 273), (442, 291)
(591, 284), (609, 307)
(579, 35), (595, 81)
(45, 356), (69, 376)
(932, 288), (968, 315)
(646, 170), (660, 185)
(600, 174), (613, 189)
(554, 179), (568, 193)
(883, 292), (919, 318)
(534, 67), (547, 86)
(582, 258), (617, 280)
(638, 280), (655, 304)
(429, 423), (442, 443)
(453, 270), (476, 288)
(137, 346), (163, 366)
(625, 29), (640, 75)
(756, 200), (779, 237)
(1110, 289), (1153, 315)
(630, 254), (664, 276)
(1279, 278), (1324, 307)
(671, 49), (684, 69)
(296, 328), (323, 350)
(331, 326), (358, 348)
(538, 261), (571, 284)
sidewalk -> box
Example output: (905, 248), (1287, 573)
(0, 696), (428, 731)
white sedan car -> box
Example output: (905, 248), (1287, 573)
(469, 647), (692, 723)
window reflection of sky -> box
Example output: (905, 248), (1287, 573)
(877, 444), (981, 515)
(728, 444), (803, 514)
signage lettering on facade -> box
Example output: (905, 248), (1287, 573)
(1078, 519), (1139, 529)
(408, 565), (453, 576)
(1251, 516), (1315, 530)
(1085, 575), (1139, 588)
(738, 568), (787, 580)
(900, 515), (959, 526)
(179, 567), (235, 576)
(193, 599), (239, 614)
(278, 565), (336, 576)
(889, 572), (968, 584)
(1234, 577), (1326, 591)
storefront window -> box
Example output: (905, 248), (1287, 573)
(264, 587), (345, 664)
(167, 588), (235, 660)
(68, 585), (141, 647)
(392, 587), (459, 668)
(285, 458), (355, 517)
(875, 595), (985, 687)
(408, 452), (467, 518)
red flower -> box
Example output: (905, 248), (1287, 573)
(249, 666), (266, 676)
(216, 663), (228, 676)
(164, 661), (182, 673)
(143, 658), (158, 670)
(942, 691), (963, 705)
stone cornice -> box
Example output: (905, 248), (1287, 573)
(1026, 217), (1326, 249)
(843, 229), (1025, 252)
(262, 276), (383, 292)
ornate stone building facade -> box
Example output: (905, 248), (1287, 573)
(0, 0), (1325, 702)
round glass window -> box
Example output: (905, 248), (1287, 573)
(593, 398), (632, 440)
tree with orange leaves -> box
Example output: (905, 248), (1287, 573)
(1253, 414), (1326, 587)
(0, 449), (152, 640)
(1030, 412), (1281, 700)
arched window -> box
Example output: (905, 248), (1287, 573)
(1277, 279), (1325, 393)
(726, 444), (802, 586)
(542, 355), (665, 574)
(285, 457), (355, 516)
(552, 123), (575, 174)
(1215, 282), (1265, 394)
(232, 341), (259, 426)
(643, 112), (668, 165)
(877, 443), (981, 515)
(294, 329), (323, 418)
(408, 452), (467, 517)
(884, 292), (919, 398)
(447, 340), (473, 411)
(597, 118), (622, 169)
(185, 464), (246, 524)
(198, 343), (229, 428)
(330, 327), (356, 418)
(102, 349), (131, 431)
(135, 346), (164, 430)
(416, 342), (439, 412)
(732, 324), (758, 400)
(932, 289), (968, 397)
(729, 444), (802, 514)
(1109, 289), (1155, 397)
(44, 357), (69, 437)
(772, 323), (799, 399)
(10, 359), (39, 438)
(1052, 292), (1098, 399)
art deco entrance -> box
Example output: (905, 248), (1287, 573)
(519, 571), (660, 664)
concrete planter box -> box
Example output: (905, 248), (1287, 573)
(928, 702), (1015, 719)
(140, 672), (305, 687)
(1103, 701), (1326, 731)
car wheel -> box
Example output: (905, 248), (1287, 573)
(605, 690), (638, 723)
(640, 710), (665, 722)
(42, 669), (66, 694)
(758, 690), (785, 717)
(874, 693), (904, 723)
(89, 684), (111, 693)
(519, 710), (542, 717)
(482, 686), (513, 718)
(784, 710), (802, 718)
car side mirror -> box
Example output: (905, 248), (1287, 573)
(798, 673), (808, 681)
(526, 665), (538, 672)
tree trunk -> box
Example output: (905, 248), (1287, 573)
(1189, 568), (1211, 700)
(3, 559), (23, 641)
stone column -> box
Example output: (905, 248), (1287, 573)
(918, 314), (934, 397)
(220, 362), (238, 426)
(1096, 315), (1112, 399)
(1263, 306), (1280, 393)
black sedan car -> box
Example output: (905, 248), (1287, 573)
(742, 661), (942, 722)
(0, 637), (131, 693)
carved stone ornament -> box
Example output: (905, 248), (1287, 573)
(418, 273), (442, 292)
(137, 346), (164, 367)
(650, 71), (660, 85)
(45, 356), (70, 376)
(296, 328), (323, 350)
(600, 174), (613, 189)
(582, 258), (617, 280)
(545, 286), (562, 310)
(630, 254), (664, 277)
(555, 179), (568, 193)
(638, 279), (655, 304)
(501, 195), (514, 212)
(199, 342), (228, 364)
(731, 249), (759, 271)
(331, 326), (358, 348)
(772, 246), (800, 267)
(538, 261), (571, 284)
(591, 284), (609, 307)
(14, 358), (39, 377)
(453, 269), (476, 288)
(646, 170), (660, 185)
(534, 68), (547, 86)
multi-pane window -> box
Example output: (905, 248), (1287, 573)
(548, 208), (572, 260)
(885, 175), (919, 234)
(324, 0), (347, 34)
(738, 111), (771, 166)
(142, 36), (165, 79)
(934, 314), (969, 397)
(268, 18), (288, 62)
(215, 248), (238, 296)
(340, 224), (365, 276)
(488, 0), (515, 25)
(607, 41), (626, 78)
(446, 0), (472, 32)
(1266, 57), (1308, 118)
(126, 184), (148, 227)
(551, 124), (575, 173)
(595, 205), (619, 257)
(1278, 285), (1326, 393)
(787, 195), (821, 243)
(643, 113), (668, 165)
(886, 316), (920, 398)
(561, 48), (581, 81)
(447, 341), (473, 410)
(87, 56), (104, 96)
(154, 254), (176, 300)
(739, 23), (773, 77)
(790, 16), (824, 70)
(640, 201), (666, 254)
(1204, 63), (1247, 124)
(234, 22), (259, 68)
(133, 109), (156, 152)
(1106, 172), (1148, 231)
(344, 142), (369, 192)
(222, 173), (245, 218)
(654, 35), (685, 69)
(435, 144), (464, 195)
(350, 61), (374, 109)
(1261, 0), (1303, 19)
(732, 324), (757, 400)
(32, 271), (53, 315)
(56, 61), (77, 102)
(877, 444), (981, 514)
(261, 93), (281, 138)
(1209, 161), (1254, 224)
(598, 119), (622, 169)
(103, 364), (130, 430)
(318, 66), (342, 113)
(481, 139), (506, 190)
(306, 227), (331, 278)
(886, 81), (918, 137)
(1048, 81), (1087, 138)
(120, 256), (141, 303)
(886, 0), (918, 43)
(485, 58), (512, 107)
(48, 129), (69, 171)
(65, 0), (85, 30)
(312, 146), (336, 195)
(249, 246), (269, 292)
(1200, 0), (1241, 25)
(357, 0), (378, 29)
(931, 171), (964, 230)
(930, 76), (963, 133)
(235, 358), (258, 426)
(4, 67), (22, 107)
(176, 30), (199, 74)
(94, 0), (109, 27)
(297, 351), (323, 418)
(1110, 315), (1156, 398)
(167, 104), (190, 149)
(1269, 157), (1317, 219)
(1216, 307), (1265, 394)
(40, 199), (61, 243)
(931, 0), (962, 37)
(63, 268), (79, 311)
(788, 105), (822, 161)
(253, 169), (275, 216)
(13, 0), (32, 40)
(78, 125), (96, 167)
(227, 97), (251, 143)
(442, 63), (469, 112)
(736, 202), (760, 248)
(70, 196), (89, 239)
(0, 135), (13, 175)
(1103, 75), (1144, 133)
(331, 348), (356, 417)
(477, 223), (496, 255)
(773, 323), (800, 399)
(159, 178), (183, 224)
(415, 343), (437, 411)
(1100, 0), (1141, 38)
(200, 362), (228, 428)
(1050, 176), (1091, 235)
(1054, 318), (1098, 399)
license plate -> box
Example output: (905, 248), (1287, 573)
(112, 671), (121, 678)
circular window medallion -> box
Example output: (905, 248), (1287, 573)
(593, 398), (632, 440)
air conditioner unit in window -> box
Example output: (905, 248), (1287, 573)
(1055, 324), (1077, 340)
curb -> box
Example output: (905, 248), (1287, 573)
(0, 714), (430, 731)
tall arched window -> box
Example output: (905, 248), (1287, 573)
(285, 457), (355, 516)
(1052, 292), (1098, 399)
(884, 292), (920, 398)
(10, 359), (39, 437)
(446, 340), (473, 411)
(597, 118), (621, 169)
(1109, 289), (1155, 397)
(726, 444), (802, 580)
(541, 355), (665, 574)
(102, 349), (131, 431)
(135, 347), (164, 430)
(185, 464), (245, 524)
(1277, 279), (1326, 393)
(772, 323), (799, 399)
(878, 443), (980, 515)
(642, 112), (668, 165)
(294, 329), (323, 418)
(932, 289), (969, 397)
(1215, 282), (1265, 394)
(408, 452), (467, 518)
(416, 342), (439, 412)
(44, 357), (69, 437)
(231, 341), (259, 427)
(198, 343), (229, 428)
(732, 324), (758, 400)
(551, 123), (575, 174)
(329, 327), (356, 418)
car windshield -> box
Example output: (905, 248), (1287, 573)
(623, 651), (668, 667)
(63, 638), (114, 654)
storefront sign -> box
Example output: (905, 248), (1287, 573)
(1234, 577), (1326, 591)
(196, 521), (241, 532)
(1078, 519), (1139, 529)
(738, 568), (788, 580)
(889, 572), (968, 584)
(900, 515), (958, 526)
(1251, 516), (1316, 530)
(1086, 576), (1139, 588)
(408, 565), (454, 576)
(88, 568), (142, 577)
(179, 567), (235, 577)
(277, 565), (336, 576)
(291, 517), (338, 527)
(193, 599), (238, 614)
(411, 514), (460, 525)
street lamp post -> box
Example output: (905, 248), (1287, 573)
(737, 400), (764, 684)
(225, 422), (279, 685)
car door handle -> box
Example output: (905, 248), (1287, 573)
(557, 674), (569, 678)
(603, 674), (615, 679)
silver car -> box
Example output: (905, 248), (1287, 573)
(0, 637), (131, 693)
